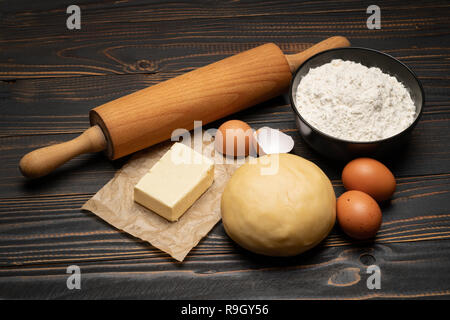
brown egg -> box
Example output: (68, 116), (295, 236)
(337, 190), (382, 240)
(342, 158), (396, 202)
(215, 120), (253, 157)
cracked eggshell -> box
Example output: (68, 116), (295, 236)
(253, 127), (295, 156)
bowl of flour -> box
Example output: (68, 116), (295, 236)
(289, 47), (424, 160)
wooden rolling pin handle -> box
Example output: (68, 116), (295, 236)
(284, 36), (351, 72)
(19, 125), (107, 179)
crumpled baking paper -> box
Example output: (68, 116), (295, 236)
(82, 137), (240, 261)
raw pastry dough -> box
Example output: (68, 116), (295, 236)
(221, 153), (336, 256)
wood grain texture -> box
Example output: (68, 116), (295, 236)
(0, 0), (449, 299)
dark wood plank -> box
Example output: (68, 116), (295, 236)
(1, 110), (449, 198)
(0, 173), (449, 298)
(1, 241), (450, 299)
(0, 174), (449, 265)
(1, 0), (450, 300)
(0, 71), (448, 136)
(1, 0), (449, 79)
(0, 68), (449, 198)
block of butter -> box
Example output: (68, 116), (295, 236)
(134, 142), (215, 222)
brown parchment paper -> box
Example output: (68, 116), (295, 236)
(82, 137), (240, 262)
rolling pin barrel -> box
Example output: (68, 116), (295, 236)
(19, 36), (350, 178)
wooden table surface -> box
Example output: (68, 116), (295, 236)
(1, 0), (449, 299)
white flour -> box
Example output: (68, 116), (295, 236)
(295, 59), (416, 142)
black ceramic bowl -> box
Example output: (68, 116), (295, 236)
(289, 47), (424, 161)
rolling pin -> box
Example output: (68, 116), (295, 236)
(19, 36), (350, 178)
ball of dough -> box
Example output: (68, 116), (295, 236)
(221, 153), (336, 256)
